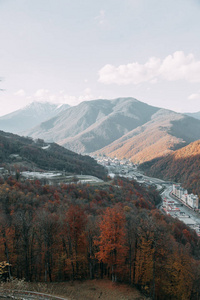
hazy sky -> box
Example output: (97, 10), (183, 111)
(1, 0), (200, 116)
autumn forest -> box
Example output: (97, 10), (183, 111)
(0, 176), (200, 299)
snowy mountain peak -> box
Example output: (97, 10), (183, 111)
(0, 101), (70, 134)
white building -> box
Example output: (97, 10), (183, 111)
(173, 184), (199, 209)
(163, 198), (180, 211)
(181, 194), (187, 204)
(187, 194), (199, 209)
(173, 184), (180, 195)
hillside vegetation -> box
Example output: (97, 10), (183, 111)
(186, 111), (200, 120)
(95, 109), (188, 163)
(140, 140), (200, 196)
(0, 131), (106, 179)
(0, 176), (200, 299)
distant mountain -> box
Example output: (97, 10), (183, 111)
(185, 111), (200, 120)
(0, 102), (70, 134)
(139, 140), (200, 196)
(20, 98), (200, 163)
(95, 109), (200, 163)
(24, 98), (159, 151)
(0, 130), (106, 179)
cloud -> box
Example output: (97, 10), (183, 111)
(84, 88), (92, 94)
(14, 89), (26, 96)
(98, 51), (200, 85)
(188, 93), (200, 100)
(34, 89), (49, 98)
(95, 10), (107, 26)
(32, 88), (95, 106)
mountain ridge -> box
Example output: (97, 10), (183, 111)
(0, 130), (106, 179)
(24, 98), (160, 152)
(139, 139), (200, 196)
(2, 98), (200, 164)
(185, 111), (200, 120)
(95, 108), (200, 163)
(0, 101), (70, 134)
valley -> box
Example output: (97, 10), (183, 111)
(0, 99), (200, 299)
(1, 1), (200, 298)
(94, 155), (200, 236)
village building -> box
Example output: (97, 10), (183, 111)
(172, 184), (199, 209)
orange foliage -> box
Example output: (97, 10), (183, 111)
(95, 206), (128, 281)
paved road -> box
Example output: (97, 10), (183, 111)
(160, 184), (200, 234)
(108, 167), (200, 234)
(128, 170), (200, 233)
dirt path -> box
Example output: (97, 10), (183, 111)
(0, 280), (147, 300)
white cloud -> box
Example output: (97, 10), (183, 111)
(98, 51), (200, 85)
(31, 88), (95, 106)
(84, 88), (92, 94)
(34, 89), (49, 98)
(14, 89), (26, 96)
(95, 10), (107, 26)
(188, 93), (200, 100)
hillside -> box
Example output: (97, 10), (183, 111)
(0, 101), (70, 134)
(0, 130), (106, 179)
(186, 111), (200, 120)
(24, 98), (159, 151)
(23, 98), (200, 163)
(140, 140), (200, 195)
(0, 176), (199, 299)
(94, 109), (200, 163)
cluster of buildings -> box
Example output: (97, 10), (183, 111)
(0, 167), (8, 175)
(162, 197), (180, 212)
(93, 155), (137, 176)
(162, 197), (200, 236)
(172, 184), (199, 210)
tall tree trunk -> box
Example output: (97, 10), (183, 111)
(2, 228), (11, 279)
(100, 261), (104, 279)
(133, 238), (138, 284)
(129, 243), (132, 285)
(88, 237), (94, 279)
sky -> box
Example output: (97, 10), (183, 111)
(0, 0), (200, 116)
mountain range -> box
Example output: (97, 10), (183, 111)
(25, 98), (159, 151)
(1, 98), (200, 164)
(0, 101), (70, 134)
(95, 108), (200, 163)
(23, 98), (200, 163)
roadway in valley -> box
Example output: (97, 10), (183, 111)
(161, 185), (200, 225)
(104, 160), (200, 235)
(131, 170), (200, 235)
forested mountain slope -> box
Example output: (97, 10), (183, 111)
(140, 140), (200, 195)
(94, 109), (200, 163)
(0, 176), (199, 299)
(186, 111), (200, 120)
(0, 130), (106, 179)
